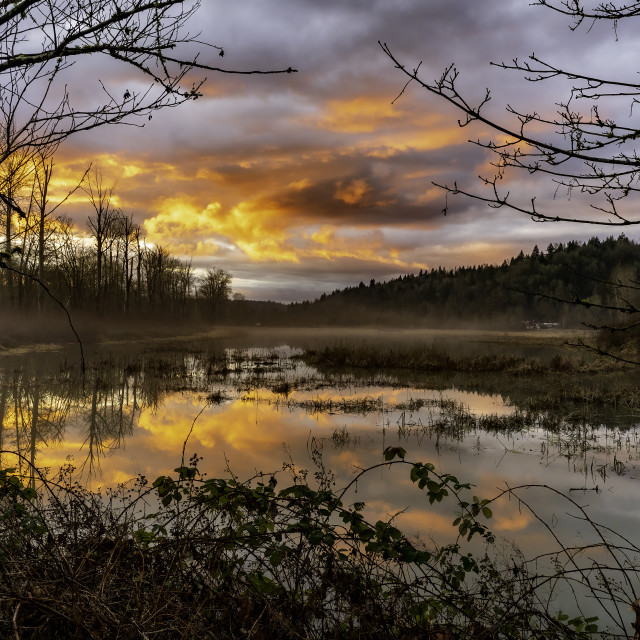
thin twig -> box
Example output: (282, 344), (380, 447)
(181, 402), (210, 469)
(0, 264), (85, 373)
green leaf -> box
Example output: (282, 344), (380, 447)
(307, 529), (324, 545)
(383, 446), (406, 461)
(174, 465), (197, 480)
(249, 572), (278, 595)
(266, 547), (285, 566)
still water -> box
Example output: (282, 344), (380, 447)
(1, 332), (640, 629)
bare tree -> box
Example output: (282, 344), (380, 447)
(0, 150), (34, 303)
(112, 212), (139, 313)
(0, 1), (295, 174)
(198, 267), (231, 320)
(380, 2), (640, 226)
(29, 154), (90, 313)
(141, 243), (177, 311)
(85, 167), (117, 314)
(0, 0), (295, 276)
(53, 215), (95, 310)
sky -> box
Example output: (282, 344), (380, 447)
(49, 0), (640, 302)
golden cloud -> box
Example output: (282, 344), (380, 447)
(305, 225), (426, 269)
(143, 198), (300, 263)
(374, 125), (466, 153)
(222, 202), (300, 263)
(335, 178), (372, 205)
(144, 200), (223, 241)
(142, 192), (428, 269)
(43, 152), (184, 214)
(288, 178), (312, 191)
(315, 96), (399, 133)
(308, 95), (468, 154)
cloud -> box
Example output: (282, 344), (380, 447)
(335, 178), (372, 205)
(144, 198), (300, 262)
(42, 0), (640, 301)
(317, 96), (399, 134)
(143, 195), (429, 274)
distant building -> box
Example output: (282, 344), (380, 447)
(523, 320), (560, 330)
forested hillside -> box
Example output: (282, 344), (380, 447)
(281, 235), (640, 329)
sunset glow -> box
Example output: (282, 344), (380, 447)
(44, 0), (640, 301)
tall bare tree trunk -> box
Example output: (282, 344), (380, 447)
(4, 198), (13, 306)
(37, 163), (53, 314)
(85, 167), (116, 315)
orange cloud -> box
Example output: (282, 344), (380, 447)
(305, 225), (427, 269)
(373, 124), (466, 153)
(315, 96), (400, 133)
(288, 178), (312, 191)
(144, 200), (222, 240)
(335, 178), (372, 204)
(144, 198), (300, 262)
(311, 95), (469, 154)
(143, 197), (427, 269)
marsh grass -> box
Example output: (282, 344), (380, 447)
(234, 387), (636, 471)
(27, 338), (639, 418)
(330, 425), (360, 449)
(516, 381), (640, 414)
(299, 343), (608, 375)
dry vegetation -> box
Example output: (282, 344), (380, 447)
(0, 450), (636, 639)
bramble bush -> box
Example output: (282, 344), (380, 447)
(0, 447), (632, 639)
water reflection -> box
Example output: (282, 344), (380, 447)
(0, 347), (639, 550)
(0, 366), (71, 486)
(2, 337), (638, 633)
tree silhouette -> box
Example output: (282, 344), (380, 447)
(0, 0), (295, 266)
(198, 267), (231, 320)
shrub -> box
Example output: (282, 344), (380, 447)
(0, 449), (629, 639)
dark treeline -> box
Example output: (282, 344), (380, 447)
(294, 235), (640, 328)
(269, 235), (639, 329)
(0, 163), (233, 321)
(145, 234), (640, 329)
(3, 186), (638, 331)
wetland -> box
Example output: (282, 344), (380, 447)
(1, 327), (639, 638)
